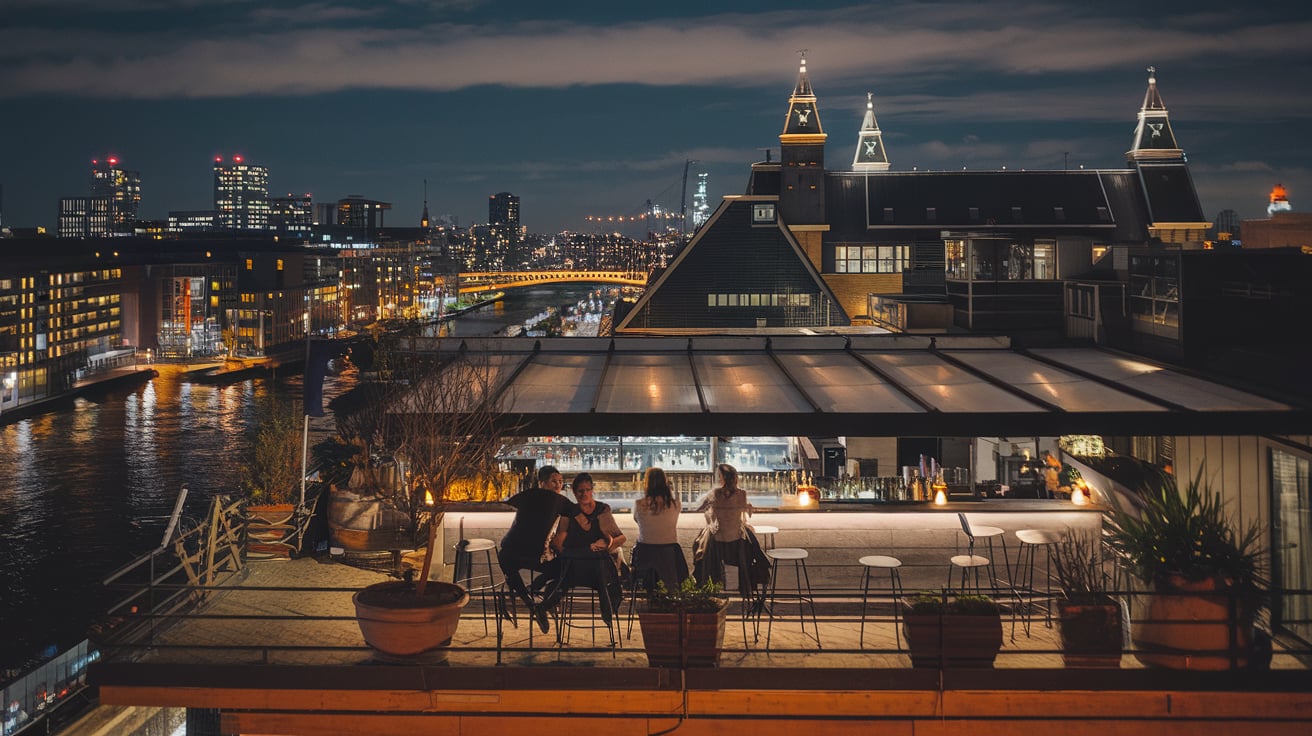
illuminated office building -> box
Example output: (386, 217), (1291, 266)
(90, 156), (142, 231)
(213, 156), (271, 231)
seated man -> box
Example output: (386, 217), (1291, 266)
(499, 466), (592, 634)
(541, 472), (626, 624)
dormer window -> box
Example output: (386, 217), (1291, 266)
(925, 207), (937, 222)
(752, 203), (776, 224)
(968, 207), (980, 221)
(883, 207), (894, 221)
(1011, 206), (1023, 220)
(1096, 206), (1112, 222)
(1053, 207), (1065, 222)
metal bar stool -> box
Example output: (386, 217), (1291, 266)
(948, 514), (994, 596)
(859, 554), (904, 650)
(752, 524), (779, 551)
(958, 513), (1010, 586)
(1015, 529), (1065, 632)
(548, 556), (619, 659)
(454, 536), (501, 635)
(764, 547), (822, 650)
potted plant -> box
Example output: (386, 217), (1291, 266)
(1050, 529), (1122, 667)
(638, 577), (730, 667)
(240, 393), (321, 558)
(902, 592), (1004, 668)
(350, 339), (512, 661)
(1103, 467), (1264, 670)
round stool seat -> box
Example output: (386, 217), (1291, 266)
(970, 525), (1005, 539)
(464, 538), (497, 553)
(859, 555), (902, 569)
(1016, 529), (1064, 545)
(766, 547), (809, 561)
(950, 554), (990, 568)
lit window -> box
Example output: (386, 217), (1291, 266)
(276, 259), (284, 271)
(245, 259), (253, 270)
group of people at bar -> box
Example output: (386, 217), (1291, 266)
(498, 463), (757, 634)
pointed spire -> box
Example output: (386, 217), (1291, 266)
(1127, 66), (1184, 162)
(793, 52), (813, 98)
(420, 179), (431, 229)
(781, 51), (825, 140)
(853, 91), (890, 171)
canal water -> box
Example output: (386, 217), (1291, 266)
(0, 284), (603, 672)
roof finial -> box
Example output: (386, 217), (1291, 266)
(797, 48), (808, 73)
(867, 91), (873, 109)
(1147, 65), (1156, 80)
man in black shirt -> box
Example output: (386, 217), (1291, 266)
(499, 466), (591, 633)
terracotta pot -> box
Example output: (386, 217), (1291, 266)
(1057, 600), (1123, 668)
(1133, 575), (1251, 670)
(903, 611), (1003, 668)
(353, 580), (469, 662)
(638, 604), (728, 667)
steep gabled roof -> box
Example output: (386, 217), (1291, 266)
(616, 196), (850, 331)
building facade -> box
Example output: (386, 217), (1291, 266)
(90, 156), (142, 232)
(618, 62), (1210, 335)
(213, 157), (270, 231)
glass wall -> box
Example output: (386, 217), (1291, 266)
(1272, 446), (1311, 642)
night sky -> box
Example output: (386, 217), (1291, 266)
(2, 0), (1309, 234)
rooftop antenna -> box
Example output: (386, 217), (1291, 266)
(760, 148), (773, 163)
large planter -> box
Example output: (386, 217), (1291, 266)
(1058, 600), (1123, 668)
(353, 580), (469, 662)
(638, 602), (729, 668)
(1133, 575), (1251, 670)
(903, 611), (1003, 668)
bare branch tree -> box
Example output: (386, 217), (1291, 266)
(385, 337), (519, 595)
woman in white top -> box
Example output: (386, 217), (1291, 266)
(631, 467), (688, 595)
(697, 463), (754, 596)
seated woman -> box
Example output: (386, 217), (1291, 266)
(631, 467), (688, 597)
(541, 472), (626, 623)
(696, 463), (754, 598)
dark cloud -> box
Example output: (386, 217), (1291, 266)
(1, 1), (1309, 230)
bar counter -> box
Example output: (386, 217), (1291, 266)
(439, 499), (1104, 591)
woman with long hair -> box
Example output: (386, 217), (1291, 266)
(631, 467), (688, 596)
(696, 463), (754, 597)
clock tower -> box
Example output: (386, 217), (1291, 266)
(779, 54), (828, 228)
(1127, 67), (1185, 162)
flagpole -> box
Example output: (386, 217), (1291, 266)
(300, 412), (310, 507)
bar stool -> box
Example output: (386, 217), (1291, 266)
(454, 533), (501, 635)
(1015, 529), (1065, 631)
(764, 548), (822, 650)
(948, 514), (994, 596)
(958, 513), (1010, 586)
(859, 554), (904, 650)
(752, 524), (779, 551)
(548, 556), (619, 658)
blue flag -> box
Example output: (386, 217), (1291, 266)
(303, 339), (345, 417)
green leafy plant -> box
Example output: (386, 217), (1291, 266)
(239, 393), (303, 505)
(1050, 529), (1114, 605)
(648, 577), (727, 614)
(906, 592), (999, 615)
(1103, 467), (1263, 591)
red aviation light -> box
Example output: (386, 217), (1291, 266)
(234, 155), (243, 163)
(215, 156), (223, 163)
(108, 157), (119, 165)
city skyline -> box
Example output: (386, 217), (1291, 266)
(2, 1), (1310, 234)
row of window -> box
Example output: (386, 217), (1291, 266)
(833, 245), (910, 274)
(707, 293), (814, 308)
(946, 239), (1058, 281)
